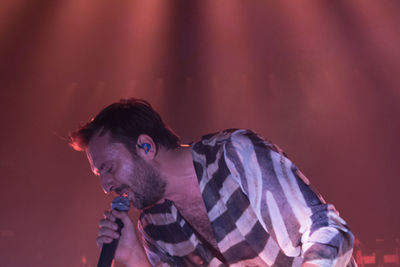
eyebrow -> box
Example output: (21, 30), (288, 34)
(92, 167), (100, 176)
(99, 163), (106, 172)
(93, 162), (108, 176)
(91, 163), (102, 176)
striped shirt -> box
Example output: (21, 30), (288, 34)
(138, 129), (355, 266)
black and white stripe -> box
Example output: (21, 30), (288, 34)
(138, 129), (356, 267)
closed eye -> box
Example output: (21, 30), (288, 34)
(107, 165), (114, 174)
(98, 162), (113, 175)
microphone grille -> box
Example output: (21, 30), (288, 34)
(111, 196), (130, 211)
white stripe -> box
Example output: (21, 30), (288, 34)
(306, 226), (340, 244)
(199, 149), (224, 192)
(220, 174), (240, 202)
(266, 191), (300, 257)
(191, 150), (208, 192)
(218, 228), (246, 253)
(334, 248), (354, 267)
(292, 256), (303, 267)
(228, 133), (266, 231)
(259, 235), (280, 266)
(207, 175), (239, 221)
(141, 213), (177, 226)
(270, 151), (312, 231)
(171, 204), (178, 221)
(156, 233), (199, 257)
(207, 200), (227, 222)
(235, 206), (259, 236)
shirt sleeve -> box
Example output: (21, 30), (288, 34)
(223, 129), (354, 266)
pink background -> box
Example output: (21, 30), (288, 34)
(0, 1), (399, 266)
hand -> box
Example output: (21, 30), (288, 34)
(97, 210), (150, 266)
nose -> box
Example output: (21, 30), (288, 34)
(100, 174), (114, 194)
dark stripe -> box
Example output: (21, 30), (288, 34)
(247, 132), (302, 248)
(193, 160), (204, 183)
(272, 251), (294, 267)
(309, 205), (329, 234)
(201, 131), (221, 141)
(211, 211), (236, 242)
(222, 240), (258, 264)
(141, 199), (173, 215)
(205, 145), (220, 165)
(303, 242), (337, 262)
(341, 227), (354, 255)
(293, 165), (323, 207)
(192, 141), (207, 154)
(243, 130), (275, 152)
(144, 222), (189, 243)
(194, 243), (218, 265)
(225, 135), (249, 195)
(326, 230), (355, 257)
(329, 232), (346, 252)
(181, 220), (195, 237)
(226, 188), (250, 221)
(143, 239), (176, 265)
(244, 221), (270, 254)
(223, 128), (240, 134)
(292, 166), (329, 235)
(201, 154), (230, 212)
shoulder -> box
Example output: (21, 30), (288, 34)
(219, 129), (285, 161)
(198, 128), (266, 146)
(192, 128), (279, 159)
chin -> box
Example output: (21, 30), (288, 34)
(129, 198), (146, 210)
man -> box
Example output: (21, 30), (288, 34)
(69, 98), (355, 267)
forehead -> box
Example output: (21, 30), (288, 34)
(86, 132), (129, 171)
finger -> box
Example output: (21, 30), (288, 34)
(96, 236), (114, 248)
(111, 210), (133, 227)
(98, 227), (120, 239)
(98, 219), (119, 231)
(104, 210), (116, 222)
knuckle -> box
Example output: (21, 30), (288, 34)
(99, 227), (116, 237)
(99, 219), (111, 227)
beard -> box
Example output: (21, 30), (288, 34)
(126, 155), (166, 209)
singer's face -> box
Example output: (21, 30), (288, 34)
(86, 131), (166, 209)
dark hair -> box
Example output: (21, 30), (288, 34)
(69, 98), (180, 152)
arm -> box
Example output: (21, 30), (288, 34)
(224, 130), (354, 266)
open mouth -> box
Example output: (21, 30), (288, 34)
(114, 185), (130, 196)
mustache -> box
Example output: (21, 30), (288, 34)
(114, 184), (130, 195)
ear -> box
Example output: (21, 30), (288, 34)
(136, 134), (156, 160)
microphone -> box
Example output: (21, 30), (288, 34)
(97, 196), (130, 267)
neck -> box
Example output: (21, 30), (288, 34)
(152, 145), (200, 206)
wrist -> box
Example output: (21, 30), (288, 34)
(125, 256), (151, 267)
(123, 244), (151, 267)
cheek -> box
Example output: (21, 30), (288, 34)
(117, 160), (135, 183)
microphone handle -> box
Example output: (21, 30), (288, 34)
(97, 218), (124, 267)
